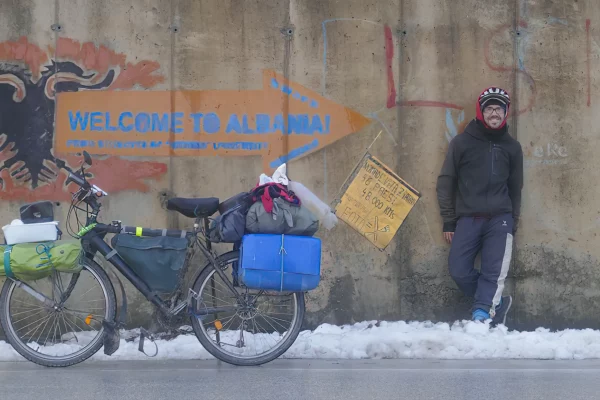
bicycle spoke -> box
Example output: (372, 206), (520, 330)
(20, 314), (53, 341)
(10, 307), (46, 318)
(62, 308), (105, 318)
(43, 314), (59, 347)
(33, 312), (54, 348)
(252, 317), (272, 355)
(12, 311), (45, 327)
(60, 313), (81, 343)
(203, 313), (236, 331)
(11, 299), (46, 308)
(255, 310), (289, 333)
(256, 311), (292, 326)
(199, 291), (236, 306)
(252, 317), (278, 350)
(220, 314), (239, 333)
(56, 311), (65, 344)
(15, 313), (52, 335)
(73, 284), (98, 304)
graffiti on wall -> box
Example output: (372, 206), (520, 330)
(55, 70), (371, 171)
(523, 142), (569, 166)
(0, 37), (167, 201)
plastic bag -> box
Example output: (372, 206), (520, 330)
(271, 163), (289, 185)
(259, 174), (273, 185)
(258, 164), (289, 186)
(288, 181), (338, 230)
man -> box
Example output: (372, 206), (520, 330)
(436, 87), (523, 326)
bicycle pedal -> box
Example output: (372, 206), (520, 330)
(187, 305), (208, 321)
(102, 320), (121, 356)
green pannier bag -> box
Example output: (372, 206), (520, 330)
(0, 240), (84, 281)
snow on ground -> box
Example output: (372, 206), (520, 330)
(3, 319), (600, 362)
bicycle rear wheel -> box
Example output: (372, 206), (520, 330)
(190, 251), (305, 366)
(0, 257), (116, 367)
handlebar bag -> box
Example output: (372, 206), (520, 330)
(111, 234), (188, 294)
(1, 240), (84, 281)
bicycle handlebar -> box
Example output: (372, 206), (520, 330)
(55, 156), (108, 198)
(93, 223), (122, 234)
(67, 172), (86, 187)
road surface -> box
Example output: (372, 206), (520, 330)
(1, 359), (599, 400)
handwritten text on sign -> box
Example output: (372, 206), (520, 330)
(335, 155), (421, 249)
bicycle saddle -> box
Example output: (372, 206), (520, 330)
(167, 197), (220, 218)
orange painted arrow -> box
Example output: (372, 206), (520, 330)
(55, 70), (371, 172)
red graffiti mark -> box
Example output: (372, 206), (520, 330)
(0, 154), (167, 202)
(0, 37), (48, 79)
(398, 100), (463, 110)
(87, 157), (167, 194)
(587, 19), (591, 107)
(483, 21), (536, 116)
(53, 38), (165, 89)
(384, 25), (397, 109)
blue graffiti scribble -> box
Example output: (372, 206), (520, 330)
(269, 139), (319, 168)
(270, 77), (321, 109)
(445, 108), (464, 143)
(547, 16), (568, 26)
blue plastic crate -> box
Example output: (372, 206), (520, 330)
(239, 234), (321, 292)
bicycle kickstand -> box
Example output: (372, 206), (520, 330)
(138, 327), (159, 358)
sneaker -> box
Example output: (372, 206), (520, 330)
(491, 295), (512, 327)
(472, 308), (490, 322)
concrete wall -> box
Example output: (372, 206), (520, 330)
(0, 0), (598, 331)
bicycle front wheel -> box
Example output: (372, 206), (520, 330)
(190, 251), (305, 366)
(0, 257), (116, 367)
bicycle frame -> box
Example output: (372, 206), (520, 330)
(80, 218), (242, 320)
(7, 155), (242, 327)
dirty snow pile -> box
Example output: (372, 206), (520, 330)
(3, 320), (600, 362)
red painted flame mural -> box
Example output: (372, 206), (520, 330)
(0, 36), (167, 201)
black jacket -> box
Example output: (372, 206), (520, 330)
(436, 119), (523, 232)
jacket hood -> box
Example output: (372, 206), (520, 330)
(464, 119), (509, 142)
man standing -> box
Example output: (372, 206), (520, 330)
(436, 87), (523, 326)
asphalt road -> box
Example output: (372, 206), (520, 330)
(1, 359), (599, 400)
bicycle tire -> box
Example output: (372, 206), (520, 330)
(190, 251), (305, 366)
(0, 257), (117, 367)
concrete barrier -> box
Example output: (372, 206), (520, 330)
(0, 0), (598, 332)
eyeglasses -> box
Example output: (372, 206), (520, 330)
(483, 106), (505, 115)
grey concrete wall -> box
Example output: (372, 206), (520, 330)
(0, 0), (598, 332)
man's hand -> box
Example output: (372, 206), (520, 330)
(444, 232), (454, 244)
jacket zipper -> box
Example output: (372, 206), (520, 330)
(491, 144), (495, 175)
(487, 141), (492, 214)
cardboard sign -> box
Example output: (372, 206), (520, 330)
(335, 154), (421, 249)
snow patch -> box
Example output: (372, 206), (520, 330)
(3, 320), (600, 362)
